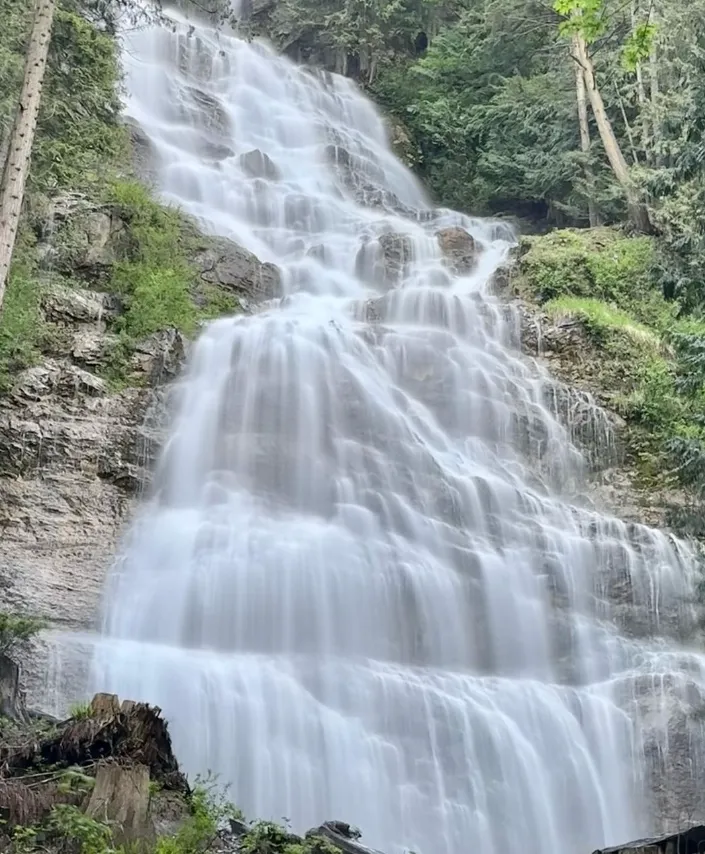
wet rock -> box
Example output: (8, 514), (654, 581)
(436, 226), (478, 274)
(379, 232), (412, 281)
(38, 195), (130, 276)
(385, 117), (418, 168)
(41, 282), (121, 328)
(193, 235), (282, 300)
(203, 141), (236, 161)
(326, 142), (414, 214)
(183, 85), (231, 138)
(71, 329), (120, 368)
(239, 148), (281, 180)
(126, 116), (159, 184)
(130, 329), (188, 384)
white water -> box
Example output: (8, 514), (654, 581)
(87, 9), (705, 854)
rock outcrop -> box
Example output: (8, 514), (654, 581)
(0, 195), (280, 706)
(436, 226), (478, 274)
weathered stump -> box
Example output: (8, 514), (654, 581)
(0, 654), (26, 721)
(85, 762), (153, 845)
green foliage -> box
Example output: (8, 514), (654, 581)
(0, 255), (44, 390)
(155, 776), (244, 854)
(517, 228), (668, 324)
(544, 295), (660, 349)
(69, 701), (93, 720)
(6, 778), (247, 854)
(545, 293), (680, 426)
(9, 824), (39, 854)
(263, 0), (438, 81)
(522, 228), (705, 503)
(32, 5), (127, 193)
(48, 804), (116, 854)
(240, 821), (341, 854)
(553, 0), (608, 44)
(622, 23), (657, 72)
(105, 180), (198, 347)
(200, 285), (240, 320)
(0, 611), (46, 657)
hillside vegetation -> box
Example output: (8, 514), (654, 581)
(0, 0), (238, 391)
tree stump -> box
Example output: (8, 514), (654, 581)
(89, 692), (121, 719)
(0, 654), (26, 721)
(84, 762), (154, 845)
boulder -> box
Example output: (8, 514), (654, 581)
(193, 235), (282, 301)
(183, 85), (231, 139)
(240, 149), (281, 180)
(354, 231), (413, 288)
(379, 232), (412, 282)
(71, 330), (121, 368)
(436, 226), (478, 274)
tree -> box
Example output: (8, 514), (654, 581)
(0, 0), (56, 310)
(555, 0), (651, 232)
(572, 33), (600, 226)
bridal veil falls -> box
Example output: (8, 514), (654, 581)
(82, 6), (705, 854)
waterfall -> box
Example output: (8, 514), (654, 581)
(88, 8), (705, 854)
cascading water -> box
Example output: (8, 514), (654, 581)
(86, 7), (705, 854)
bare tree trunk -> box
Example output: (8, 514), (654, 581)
(649, 14), (661, 162)
(632, 0), (651, 160)
(573, 36), (600, 227)
(0, 0), (56, 305)
(613, 78), (640, 165)
(572, 33), (651, 233)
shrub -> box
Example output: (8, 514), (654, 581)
(0, 612), (46, 658)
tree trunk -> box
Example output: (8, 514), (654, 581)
(632, 0), (651, 160)
(572, 33), (651, 233)
(572, 36), (600, 227)
(0, 0), (56, 305)
(0, 653), (26, 720)
(649, 16), (661, 162)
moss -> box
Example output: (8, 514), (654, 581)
(199, 284), (241, 319)
(517, 227), (675, 329)
(0, 234), (46, 390)
(544, 296), (662, 352)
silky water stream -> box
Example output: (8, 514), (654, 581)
(76, 9), (705, 854)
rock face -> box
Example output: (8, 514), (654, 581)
(594, 826), (705, 854)
(38, 196), (130, 279)
(0, 196), (278, 706)
(193, 234), (282, 302)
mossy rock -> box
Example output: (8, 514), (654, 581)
(514, 227), (674, 329)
